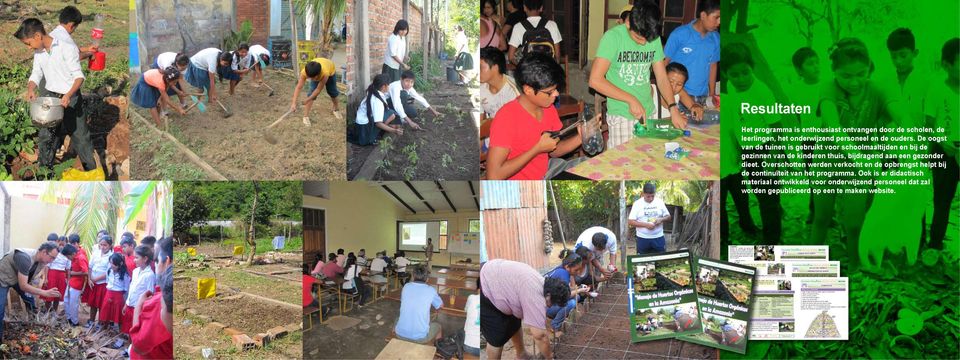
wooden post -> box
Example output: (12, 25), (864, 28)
(359, 0), (370, 86)
(289, 0), (300, 73)
(422, 0), (430, 80)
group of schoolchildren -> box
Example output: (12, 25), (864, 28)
(307, 248), (413, 309)
(12, 232), (173, 359)
(478, 0), (720, 180)
(13, 6), (101, 175)
(720, 25), (959, 260)
(303, 246), (481, 356)
(130, 43), (274, 127)
(350, 20), (444, 146)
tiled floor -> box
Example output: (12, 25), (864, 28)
(495, 276), (719, 360)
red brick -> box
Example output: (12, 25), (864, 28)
(232, 334), (256, 351)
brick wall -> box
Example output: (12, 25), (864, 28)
(236, 0), (270, 46)
(346, 0), (424, 96)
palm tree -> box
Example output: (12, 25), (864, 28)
(294, 0), (347, 57)
(62, 182), (123, 253)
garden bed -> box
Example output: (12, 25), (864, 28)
(348, 81), (478, 180)
(132, 69), (346, 180)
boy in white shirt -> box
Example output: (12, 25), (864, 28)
(388, 71), (442, 131)
(15, 18), (96, 174)
(627, 183), (671, 254)
(394, 251), (411, 285)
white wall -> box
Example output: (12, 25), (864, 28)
(9, 197), (68, 250)
(401, 211), (480, 267)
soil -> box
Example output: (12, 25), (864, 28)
(132, 69), (346, 180)
(347, 81), (478, 180)
(174, 280), (298, 335)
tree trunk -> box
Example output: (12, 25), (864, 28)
(246, 182), (260, 265)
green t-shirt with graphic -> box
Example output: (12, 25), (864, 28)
(596, 25), (665, 120)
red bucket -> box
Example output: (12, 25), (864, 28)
(89, 51), (106, 71)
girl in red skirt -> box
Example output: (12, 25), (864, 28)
(99, 253), (130, 333)
(42, 244), (77, 312)
(123, 245), (156, 335)
(86, 235), (114, 328)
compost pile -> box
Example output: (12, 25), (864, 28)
(1, 309), (126, 359)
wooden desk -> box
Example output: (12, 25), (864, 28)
(438, 294), (467, 317)
(450, 263), (480, 271)
(375, 338), (437, 360)
(436, 268), (479, 279)
(428, 277), (478, 294)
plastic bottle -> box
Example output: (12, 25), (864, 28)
(91, 13), (104, 47)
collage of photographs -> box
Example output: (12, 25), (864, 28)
(0, 0), (957, 360)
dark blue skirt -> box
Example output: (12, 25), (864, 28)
(184, 62), (211, 90)
(130, 74), (160, 109)
(217, 66), (241, 81)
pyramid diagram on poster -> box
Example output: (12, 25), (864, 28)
(805, 311), (841, 338)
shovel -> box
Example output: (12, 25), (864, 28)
(262, 108), (296, 144)
(215, 99), (233, 118)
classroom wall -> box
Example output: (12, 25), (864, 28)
(401, 211), (480, 267)
(587, 0), (628, 60)
(302, 182), (401, 262)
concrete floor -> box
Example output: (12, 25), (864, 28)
(303, 282), (470, 359)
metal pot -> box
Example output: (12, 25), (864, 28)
(30, 96), (64, 128)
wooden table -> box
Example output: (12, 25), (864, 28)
(428, 277), (478, 294)
(566, 123), (721, 180)
(436, 268), (479, 279)
(438, 294), (467, 317)
(375, 338), (437, 360)
(450, 263), (480, 271)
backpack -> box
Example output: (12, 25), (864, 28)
(435, 329), (464, 360)
(517, 18), (556, 62)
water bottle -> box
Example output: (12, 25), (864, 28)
(91, 13), (104, 48)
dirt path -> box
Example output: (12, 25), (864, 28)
(132, 69), (345, 180)
(348, 80), (478, 180)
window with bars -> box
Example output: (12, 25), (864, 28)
(468, 219), (480, 233)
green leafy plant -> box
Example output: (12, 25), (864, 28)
(0, 88), (36, 162)
(441, 154), (452, 168)
(402, 166), (416, 181)
(407, 49), (444, 92)
(223, 20), (254, 52)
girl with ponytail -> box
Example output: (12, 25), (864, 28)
(351, 74), (403, 146)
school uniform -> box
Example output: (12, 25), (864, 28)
(29, 36), (96, 171)
(123, 266), (156, 334)
(387, 80), (431, 121)
(129, 293), (172, 360)
(218, 51), (248, 81)
(249, 44), (271, 68)
(130, 69), (172, 109)
(65, 251), (89, 324)
(154, 52), (177, 70)
(185, 48), (221, 90)
(302, 57), (339, 98)
(86, 253), (110, 308)
(41, 253), (70, 301)
(351, 90), (395, 146)
(99, 268), (130, 324)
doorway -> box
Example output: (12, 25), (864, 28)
(303, 207), (326, 269)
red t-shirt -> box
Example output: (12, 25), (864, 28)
(68, 252), (89, 290)
(303, 275), (316, 306)
(488, 99), (561, 180)
(125, 254), (137, 277)
(130, 292), (172, 360)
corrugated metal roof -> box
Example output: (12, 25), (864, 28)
(480, 181), (521, 210)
